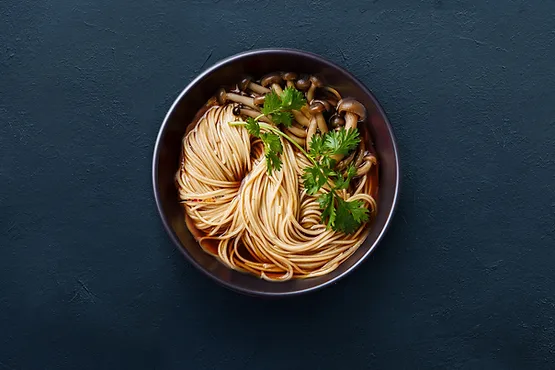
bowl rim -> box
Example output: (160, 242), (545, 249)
(152, 48), (400, 297)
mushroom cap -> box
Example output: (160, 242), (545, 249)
(217, 88), (227, 105)
(329, 114), (346, 128)
(253, 95), (265, 106)
(309, 99), (331, 114)
(295, 76), (311, 91)
(282, 72), (298, 81)
(239, 77), (252, 91)
(232, 105), (241, 116)
(337, 98), (367, 121)
(260, 73), (283, 87)
(309, 75), (323, 87)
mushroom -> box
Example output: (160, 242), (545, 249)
(284, 128), (306, 146)
(282, 72), (298, 88)
(217, 88), (258, 109)
(239, 77), (270, 95)
(261, 73), (284, 95)
(337, 98), (367, 130)
(329, 114), (346, 128)
(335, 150), (356, 171)
(292, 110), (311, 127)
(286, 123), (307, 138)
(356, 155), (377, 176)
(239, 108), (271, 123)
(353, 142), (366, 167)
(308, 99), (331, 134)
(253, 95), (265, 106)
(306, 116), (318, 150)
(232, 105), (241, 116)
(295, 76), (311, 91)
(306, 76), (323, 102)
(324, 86), (342, 101)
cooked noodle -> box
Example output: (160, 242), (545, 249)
(176, 104), (377, 281)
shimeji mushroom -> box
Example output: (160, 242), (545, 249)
(253, 95), (265, 106)
(308, 99), (331, 134)
(239, 107), (271, 123)
(306, 116), (318, 150)
(284, 128), (306, 146)
(261, 73), (284, 95)
(356, 155), (377, 176)
(286, 123), (307, 138)
(335, 150), (356, 171)
(282, 72), (298, 88)
(337, 98), (367, 131)
(353, 142), (366, 168)
(331, 98), (367, 162)
(295, 76), (311, 91)
(239, 77), (270, 95)
(329, 114), (346, 128)
(306, 76), (323, 102)
(292, 110), (311, 127)
(217, 88), (258, 109)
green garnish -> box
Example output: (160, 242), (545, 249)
(302, 130), (369, 233)
(229, 85), (369, 234)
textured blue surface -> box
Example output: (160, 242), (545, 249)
(1, 0), (555, 369)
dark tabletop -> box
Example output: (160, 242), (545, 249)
(2, 0), (555, 369)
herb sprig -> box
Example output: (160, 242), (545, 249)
(229, 86), (369, 234)
(303, 132), (369, 234)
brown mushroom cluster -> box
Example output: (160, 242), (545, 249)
(216, 72), (377, 177)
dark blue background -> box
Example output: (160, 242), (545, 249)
(2, 0), (554, 369)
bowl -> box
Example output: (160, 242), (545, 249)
(152, 48), (400, 297)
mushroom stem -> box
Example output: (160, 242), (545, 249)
(307, 84), (317, 102)
(315, 113), (329, 134)
(226, 92), (257, 109)
(300, 105), (312, 119)
(325, 86), (342, 101)
(248, 82), (270, 94)
(271, 83), (283, 96)
(336, 150), (356, 171)
(306, 117), (318, 150)
(286, 80), (295, 88)
(356, 155), (377, 176)
(353, 143), (366, 167)
(287, 123), (307, 138)
(345, 112), (358, 131)
(284, 128), (306, 146)
(292, 110), (310, 127)
(240, 108), (270, 122)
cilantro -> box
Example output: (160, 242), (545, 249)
(335, 198), (369, 234)
(261, 92), (282, 116)
(280, 86), (306, 111)
(261, 88), (305, 128)
(245, 117), (260, 137)
(319, 192), (336, 229)
(323, 128), (360, 156)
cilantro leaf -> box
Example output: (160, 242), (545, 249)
(270, 111), (293, 127)
(303, 165), (328, 195)
(335, 164), (357, 190)
(318, 192), (336, 229)
(334, 198), (369, 234)
(246, 117), (260, 137)
(261, 91), (281, 116)
(323, 128), (360, 156)
(308, 134), (325, 158)
(280, 86), (306, 111)
(260, 132), (282, 175)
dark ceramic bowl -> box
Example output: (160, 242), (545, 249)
(153, 48), (399, 297)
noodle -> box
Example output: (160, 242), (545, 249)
(176, 104), (377, 281)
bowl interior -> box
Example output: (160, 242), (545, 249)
(153, 49), (399, 296)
